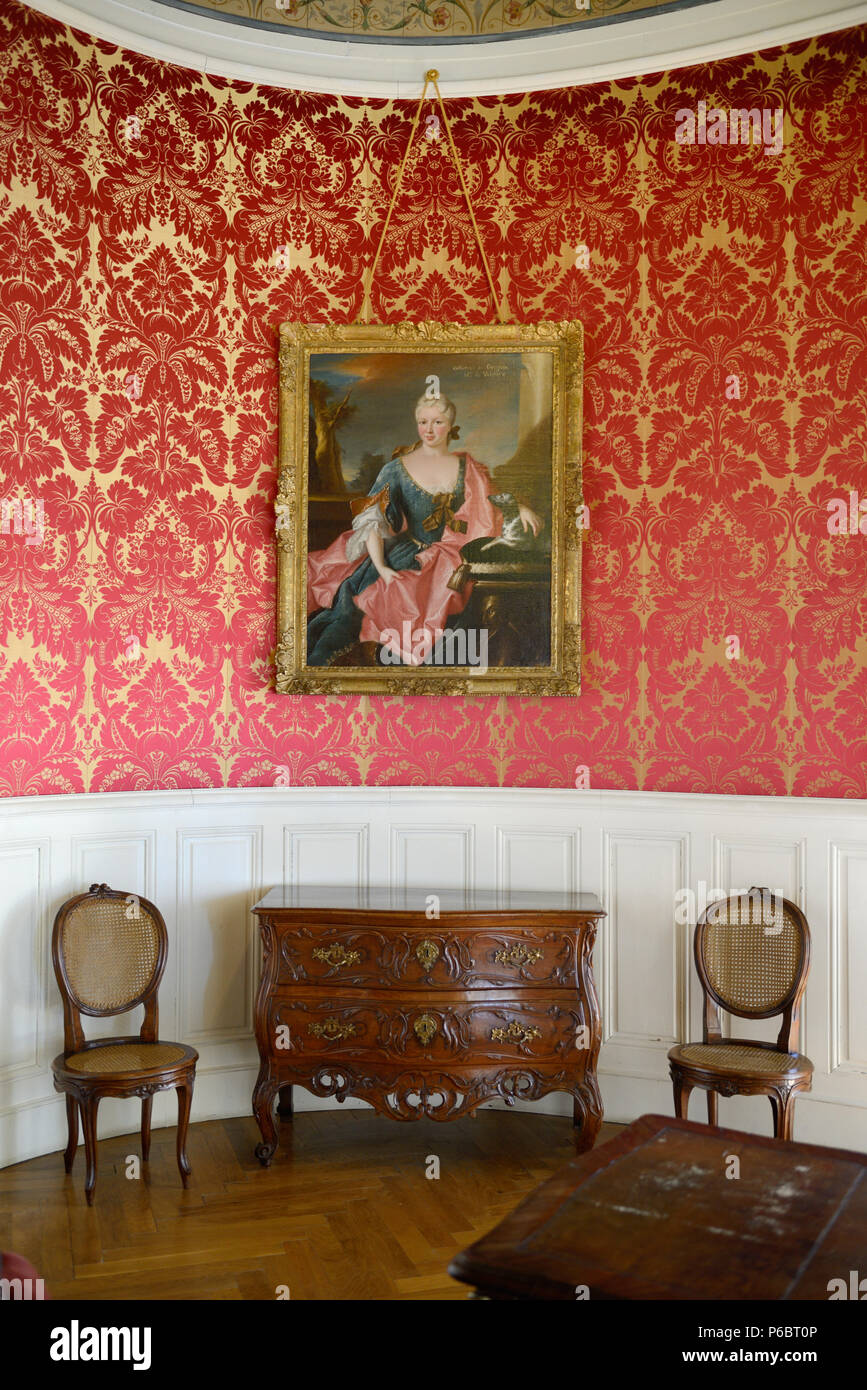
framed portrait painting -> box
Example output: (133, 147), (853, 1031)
(274, 320), (583, 695)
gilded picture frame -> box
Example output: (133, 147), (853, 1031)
(275, 320), (583, 695)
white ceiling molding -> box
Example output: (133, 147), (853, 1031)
(24, 0), (867, 97)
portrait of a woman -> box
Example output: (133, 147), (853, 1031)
(306, 392), (543, 666)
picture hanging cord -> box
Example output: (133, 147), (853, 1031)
(359, 69), (508, 326)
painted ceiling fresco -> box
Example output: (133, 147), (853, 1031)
(155, 0), (715, 42)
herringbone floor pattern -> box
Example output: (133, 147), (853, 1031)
(1, 1110), (622, 1300)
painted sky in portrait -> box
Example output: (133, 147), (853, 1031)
(310, 351), (529, 486)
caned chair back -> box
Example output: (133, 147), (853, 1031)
(695, 888), (810, 1043)
(52, 883), (167, 1052)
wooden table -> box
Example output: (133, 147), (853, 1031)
(448, 540), (551, 667)
(251, 886), (605, 1165)
(449, 1113), (867, 1300)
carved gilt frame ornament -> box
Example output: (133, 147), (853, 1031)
(275, 320), (583, 695)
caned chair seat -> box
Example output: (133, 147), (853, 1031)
(669, 888), (813, 1141)
(669, 1043), (813, 1078)
(57, 1042), (196, 1076)
(51, 883), (198, 1204)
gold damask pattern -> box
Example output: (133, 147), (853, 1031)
(0, 1), (865, 796)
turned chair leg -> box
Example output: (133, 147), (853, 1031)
(671, 1071), (693, 1120)
(63, 1095), (79, 1173)
(176, 1080), (193, 1188)
(770, 1088), (797, 1142)
(707, 1090), (718, 1126)
(79, 1094), (100, 1206)
(141, 1093), (153, 1162)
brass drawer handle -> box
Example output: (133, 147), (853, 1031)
(491, 1021), (542, 1047)
(494, 945), (543, 967)
(308, 1017), (359, 1041)
(312, 944), (361, 968)
(414, 1014), (438, 1045)
(416, 939), (440, 971)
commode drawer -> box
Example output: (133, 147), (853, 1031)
(274, 924), (579, 989)
(266, 994), (590, 1065)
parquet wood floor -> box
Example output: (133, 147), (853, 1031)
(0, 1110), (623, 1301)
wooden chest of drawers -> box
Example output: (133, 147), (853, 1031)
(251, 887), (606, 1164)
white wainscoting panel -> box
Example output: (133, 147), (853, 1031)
(0, 842), (47, 1084)
(713, 834), (807, 1046)
(830, 843), (867, 1077)
(1, 787), (866, 1168)
(496, 827), (579, 899)
(283, 824), (369, 897)
(601, 831), (688, 1070)
(389, 824), (475, 904)
(177, 828), (262, 1044)
(71, 832), (154, 904)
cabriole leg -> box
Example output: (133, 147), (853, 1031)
(79, 1094), (100, 1206)
(176, 1081), (193, 1187)
(141, 1093), (153, 1162)
(253, 1071), (279, 1167)
(63, 1095), (78, 1173)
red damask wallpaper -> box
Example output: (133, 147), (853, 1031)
(0, 1), (865, 796)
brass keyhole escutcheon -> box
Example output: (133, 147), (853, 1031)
(416, 939), (440, 972)
(414, 1013), (438, 1046)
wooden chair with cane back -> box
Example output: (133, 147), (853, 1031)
(51, 883), (198, 1205)
(668, 887), (813, 1141)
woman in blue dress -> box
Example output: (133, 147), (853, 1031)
(306, 393), (542, 667)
